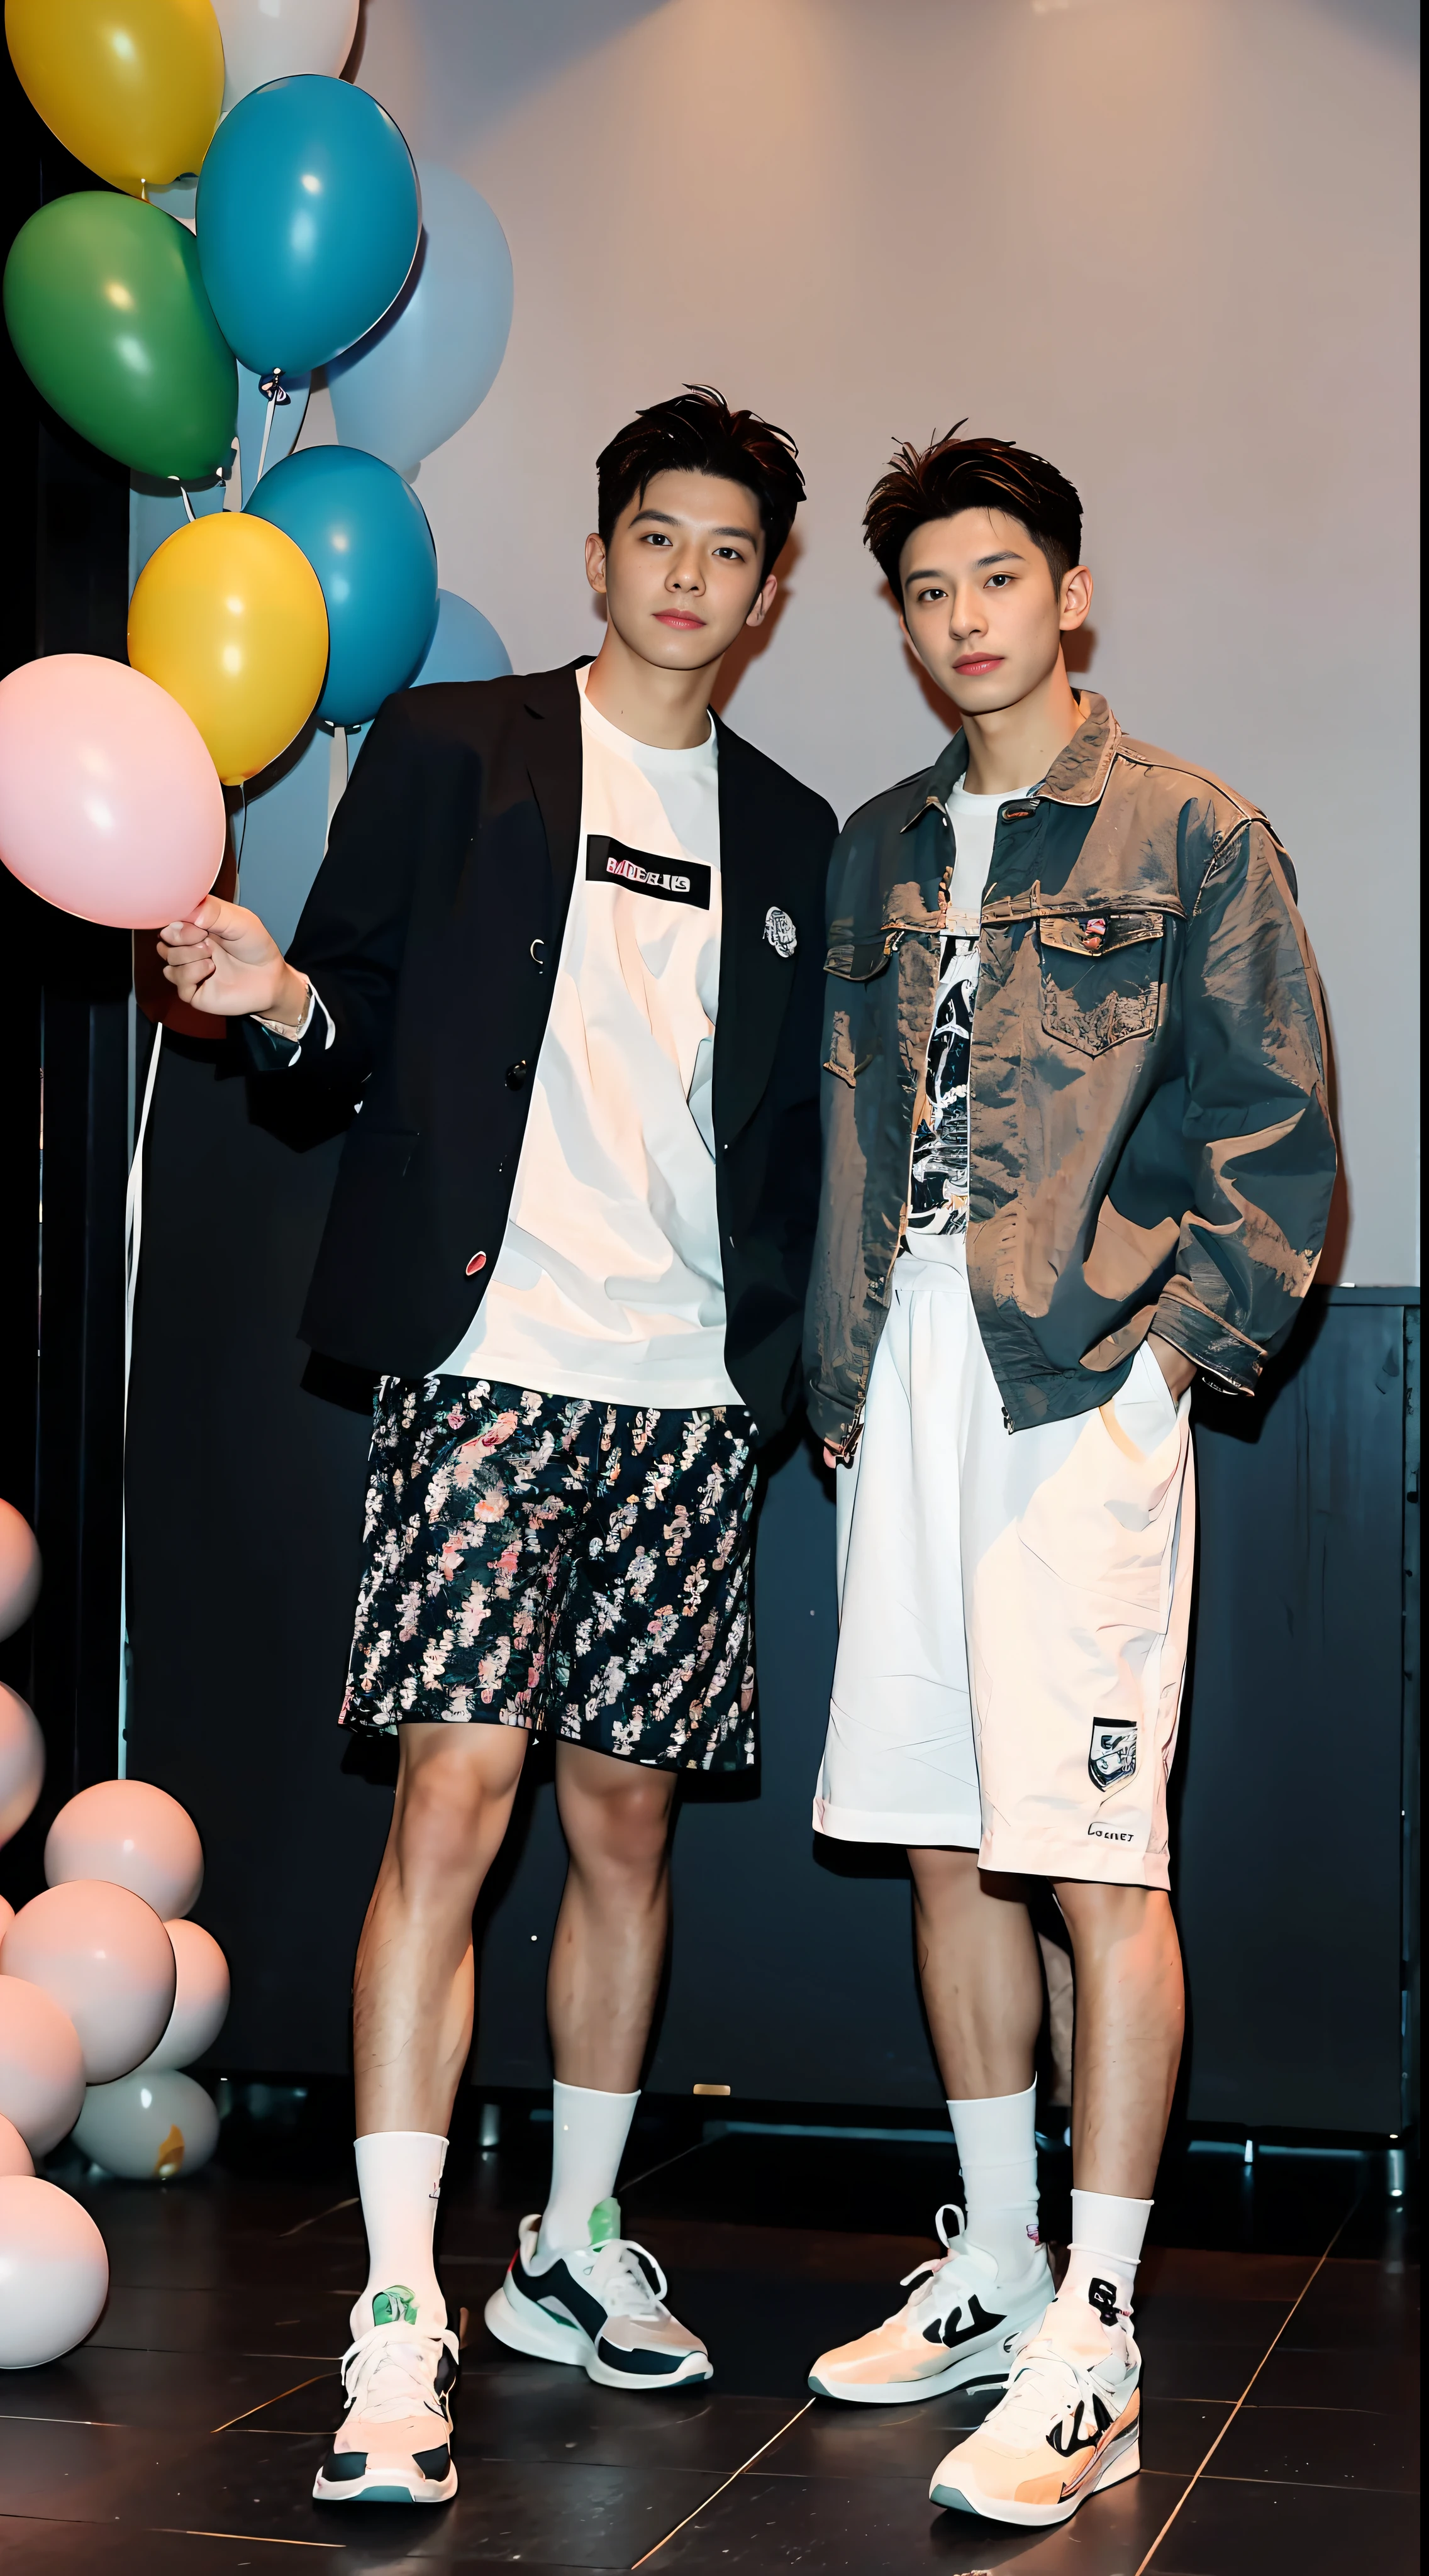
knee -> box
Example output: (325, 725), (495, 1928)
(565, 1770), (674, 1880)
(1054, 1881), (1170, 1953)
(393, 1736), (521, 1879)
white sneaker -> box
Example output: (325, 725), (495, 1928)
(930, 2279), (1142, 2526)
(809, 2204), (1054, 2404)
(313, 2302), (460, 2504)
(484, 2198), (712, 2390)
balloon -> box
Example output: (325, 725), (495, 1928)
(3, 193), (236, 482)
(213, 0), (359, 115)
(4, 0), (223, 197)
(0, 1687), (44, 1848)
(0, 2114), (32, 2180)
(0, 1902), (11, 1945)
(328, 164), (513, 478)
(0, 656), (227, 930)
(46, 1780), (204, 1919)
(0, 1499), (41, 1641)
(73, 2068), (219, 2182)
(135, 1921), (230, 2072)
(128, 513), (328, 784)
(0, 1979), (86, 2155)
(1, 1884), (176, 2084)
(0, 2175), (109, 2365)
(247, 447), (438, 726)
(196, 75), (420, 376)
(415, 590), (513, 688)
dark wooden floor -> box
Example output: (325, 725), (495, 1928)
(0, 2103), (1418, 2570)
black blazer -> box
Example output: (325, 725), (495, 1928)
(247, 660), (838, 1444)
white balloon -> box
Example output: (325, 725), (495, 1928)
(213, 0), (360, 114)
(46, 1779), (203, 1918)
(0, 1977), (86, 2154)
(136, 1920), (230, 2072)
(1, 1882), (175, 2084)
(74, 2068), (219, 2182)
(0, 1501), (41, 1641)
(0, 2112), (33, 2179)
(0, 1686), (44, 1848)
(0, 2174), (108, 2366)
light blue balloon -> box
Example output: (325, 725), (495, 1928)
(326, 163), (513, 476)
(414, 590), (512, 686)
(246, 445), (438, 726)
(197, 75), (420, 377)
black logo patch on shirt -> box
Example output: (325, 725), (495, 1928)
(586, 835), (711, 909)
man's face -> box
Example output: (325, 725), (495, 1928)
(587, 469), (776, 670)
(897, 508), (1091, 716)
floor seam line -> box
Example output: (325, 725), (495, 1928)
(279, 2197), (359, 2237)
(1133, 2203), (1360, 2575)
(209, 2370), (331, 2433)
(628, 2397), (816, 2567)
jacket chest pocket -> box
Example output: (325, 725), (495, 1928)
(1036, 909), (1165, 1057)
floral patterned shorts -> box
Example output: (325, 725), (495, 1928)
(340, 1376), (759, 1772)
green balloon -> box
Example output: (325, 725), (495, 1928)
(4, 192), (236, 482)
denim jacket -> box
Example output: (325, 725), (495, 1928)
(803, 696), (1336, 1448)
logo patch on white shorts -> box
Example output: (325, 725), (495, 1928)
(1089, 1719), (1138, 1792)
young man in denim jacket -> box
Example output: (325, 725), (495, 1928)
(803, 429), (1335, 2529)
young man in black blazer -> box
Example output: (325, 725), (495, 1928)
(159, 389), (836, 2506)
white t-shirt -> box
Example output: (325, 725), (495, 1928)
(439, 667), (741, 1407)
(908, 777), (1034, 1236)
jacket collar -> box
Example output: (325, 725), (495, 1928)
(899, 691), (1121, 831)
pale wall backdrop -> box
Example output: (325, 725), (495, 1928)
(302, 0), (1418, 1285)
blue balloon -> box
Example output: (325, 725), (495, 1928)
(196, 75), (420, 377)
(414, 590), (512, 686)
(328, 164), (513, 476)
(246, 445), (438, 726)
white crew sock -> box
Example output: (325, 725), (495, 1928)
(535, 2080), (640, 2265)
(351, 2129), (448, 2341)
(947, 2079), (1042, 2278)
(1062, 2187), (1153, 2320)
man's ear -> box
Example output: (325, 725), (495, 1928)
(584, 531), (608, 597)
(1059, 565), (1093, 632)
(744, 571), (779, 631)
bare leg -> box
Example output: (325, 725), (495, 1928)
(909, 1847), (1044, 2099)
(548, 1744), (677, 2090)
(353, 1722), (528, 2136)
(1054, 1882), (1184, 2197)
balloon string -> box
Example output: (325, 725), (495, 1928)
(118, 1013), (165, 1774)
(255, 371), (282, 486)
(234, 785), (248, 897)
(180, 484), (196, 523)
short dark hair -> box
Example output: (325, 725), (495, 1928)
(596, 385), (805, 572)
(864, 424), (1082, 596)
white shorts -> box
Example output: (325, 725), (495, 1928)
(813, 1234), (1194, 1888)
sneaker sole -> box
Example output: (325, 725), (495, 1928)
(483, 2275), (713, 2392)
(931, 2427), (1140, 2524)
(313, 2463), (458, 2506)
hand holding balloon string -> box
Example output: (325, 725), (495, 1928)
(157, 894), (308, 1030)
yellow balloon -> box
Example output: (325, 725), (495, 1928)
(128, 511), (329, 785)
(6, 0), (225, 197)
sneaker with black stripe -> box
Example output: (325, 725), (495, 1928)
(313, 2287), (460, 2504)
(484, 2199), (711, 2390)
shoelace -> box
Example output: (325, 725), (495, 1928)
(897, 2203), (986, 2319)
(585, 2236), (670, 2322)
(339, 2323), (459, 2425)
(986, 2321), (1131, 2445)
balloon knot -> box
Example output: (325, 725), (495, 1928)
(259, 370), (290, 405)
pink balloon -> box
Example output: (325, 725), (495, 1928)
(0, 1499), (41, 1641)
(1, 1882), (176, 2084)
(0, 2111), (33, 2179)
(47, 1779), (203, 1920)
(0, 1977), (86, 2155)
(0, 653), (226, 928)
(0, 1687), (45, 1849)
